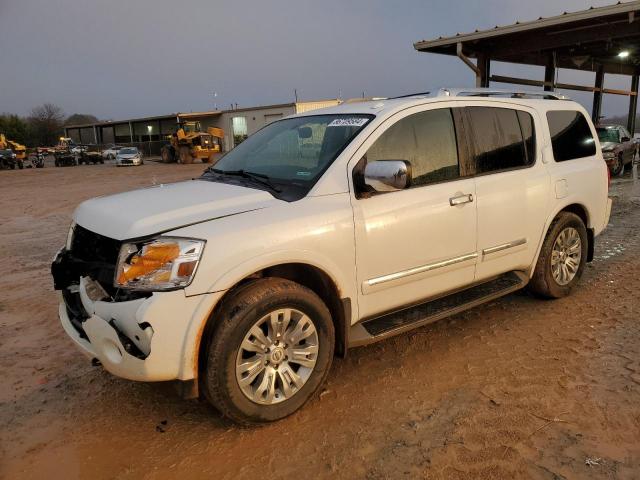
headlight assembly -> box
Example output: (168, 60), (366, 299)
(115, 237), (205, 291)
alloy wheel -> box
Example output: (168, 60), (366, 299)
(551, 227), (582, 286)
(235, 308), (319, 405)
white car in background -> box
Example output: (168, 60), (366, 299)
(115, 147), (143, 166)
(70, 145), (87, 154)
(101, 144), (123, 160)
(52, 88), (611, 424)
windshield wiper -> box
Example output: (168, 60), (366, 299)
(208, 168), (282, 193)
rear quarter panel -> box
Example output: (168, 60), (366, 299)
(539, 103), (609, 238)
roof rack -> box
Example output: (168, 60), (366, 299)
(437, 88), (569, 100)
(389, 91), (432, 99)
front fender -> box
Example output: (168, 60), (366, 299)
(186, 248), (356, 303)
(178, 251), (355, 381)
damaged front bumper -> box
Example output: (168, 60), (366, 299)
(56, 264), (221, 383)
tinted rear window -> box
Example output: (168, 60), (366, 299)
(546, 111), (596, 162)
(466, 107), (534, 174)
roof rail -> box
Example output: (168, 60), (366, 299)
(437, 88), (569, 100)
(389, 91), (432, 99)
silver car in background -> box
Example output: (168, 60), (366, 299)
(115, 147), (143, 166)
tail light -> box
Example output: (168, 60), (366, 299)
(606, 164), (611, 191)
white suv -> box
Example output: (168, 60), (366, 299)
(52, 89), (612, 424)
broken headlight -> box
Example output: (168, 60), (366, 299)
(115, 237), (205, 291)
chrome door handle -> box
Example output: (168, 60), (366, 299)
(449, 193), (474, 206)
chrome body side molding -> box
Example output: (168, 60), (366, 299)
(365, 252), (478, 289)
(482, 238), (527, 257)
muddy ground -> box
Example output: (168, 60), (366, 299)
(1, 161), (639, 479)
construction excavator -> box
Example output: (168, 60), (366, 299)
(161, 121), (224, 164)
(0, 133), (27, 169)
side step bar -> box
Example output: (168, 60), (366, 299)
(349, 271), (528, 347)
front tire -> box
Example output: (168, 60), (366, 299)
(178, 146), (192, 164)
(202, 278), (335, 425)
(528, 212), (588, 298)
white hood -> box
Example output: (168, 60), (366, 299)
(73, 180), (276, 240)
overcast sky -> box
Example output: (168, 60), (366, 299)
(0, 0), (634, 120)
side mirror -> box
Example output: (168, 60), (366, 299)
(621, 136), (630, 142)
(364, 160), (412, 192)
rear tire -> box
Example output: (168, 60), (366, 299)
(528, 212), (588, 299)
(202, 278), (335, 425)
(160, 146), (174, 163)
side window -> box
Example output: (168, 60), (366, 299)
(466, 107), (533, 174)
(365, 108), (459, 187)
(546, 111), (596, 162)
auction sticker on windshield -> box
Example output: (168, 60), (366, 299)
(328, 118), (369, 127)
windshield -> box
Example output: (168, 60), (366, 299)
(181, 122), (199, 133)
(597, 127), (619, 144)
(203, 114), (372, 200)
(120, 147), (138, 154)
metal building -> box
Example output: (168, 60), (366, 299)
(414, 1), (640, 133)
(64, 99), (341, 155)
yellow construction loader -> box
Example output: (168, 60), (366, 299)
(161, 121), (224, 164)
(0, 133), (27, 168)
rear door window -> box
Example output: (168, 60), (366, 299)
(546, 110), (596, 161)
(465, 107), (534, 174)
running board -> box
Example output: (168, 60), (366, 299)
(349, 271), (528, 347)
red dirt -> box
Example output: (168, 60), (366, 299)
(1, 163), (639, 479)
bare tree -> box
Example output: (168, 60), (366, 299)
(28, 103), (65, 146)
(65, 113), (99, 126)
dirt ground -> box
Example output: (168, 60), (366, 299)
(1, 160), (640, 479)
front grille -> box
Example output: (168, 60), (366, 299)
(69, 225), (121, 294)
(71, 225), (121, 264)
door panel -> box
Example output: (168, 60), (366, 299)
(353, 179), (477, 318)
(351, 106), (477, 319)
(464, 106), (550, 280)
(475, 167), (549, 279)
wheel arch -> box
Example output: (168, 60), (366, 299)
(529, 201), (594, 277)
(196, 262), (350, 386)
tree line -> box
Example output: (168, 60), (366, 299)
(0, 104), (98, 147)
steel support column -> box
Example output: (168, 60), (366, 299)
(592, 65), (605, 123)
(544, 53), (556, 91)
(628, 73), (639, 135)
(477, 53), (490, 88)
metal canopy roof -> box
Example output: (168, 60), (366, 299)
(414, 1), (640, 76)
